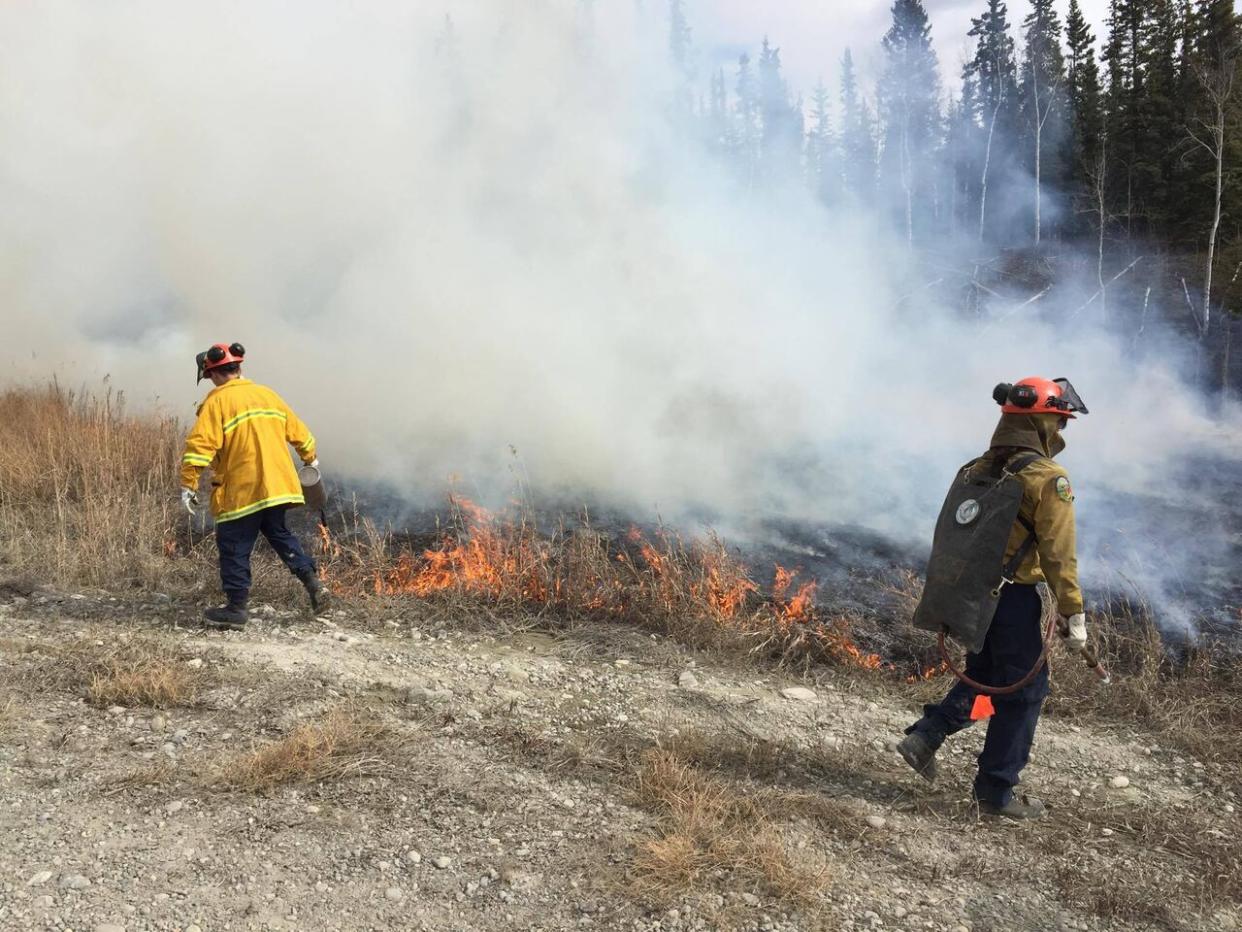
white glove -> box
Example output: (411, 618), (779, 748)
(308, 458), (320, 470)
(180, 488), (200, 516)
(1062, 613), (1087, 651)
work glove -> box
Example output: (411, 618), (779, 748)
(1062, 613), (1088, 652)
(307, 458), (320, 470)
(180, 488), (200, 516)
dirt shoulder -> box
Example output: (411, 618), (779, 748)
(0, 592), (1238, 932)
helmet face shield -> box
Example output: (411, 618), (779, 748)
(1052, 378), (1088, 415)
(195, 351), (209, 384)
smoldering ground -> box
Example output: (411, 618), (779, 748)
(0, 1), (1238, 631)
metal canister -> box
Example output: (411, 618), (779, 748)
(298, 463), (327, 511)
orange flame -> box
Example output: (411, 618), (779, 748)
(358, 499), (910, 677)
(772, 565), (817, 623)
(317, 522), (342, 559)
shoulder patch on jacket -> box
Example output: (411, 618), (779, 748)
(1054, 476), (1074, 502)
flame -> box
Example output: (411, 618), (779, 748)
(317, 522), (342, 559)
(772, 565), (817, 623)
(375, 497), (549, 602)
(822, 626), (885, 670)
(694, 561), (758, 618)
(358, 498), (909, 677)
(906, 660), (951, 683)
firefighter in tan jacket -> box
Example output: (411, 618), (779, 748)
(180, 342), (327, 629)
(898, 377), (1088, 819)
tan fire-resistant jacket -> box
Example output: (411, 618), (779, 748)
(968, 413), (1084, 616)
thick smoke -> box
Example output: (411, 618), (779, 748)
(1, 2), (1238, 630)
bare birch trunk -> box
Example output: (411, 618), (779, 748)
(1203, 101), (1224, 333)
(1093, 140), (1108, 323)
(979, 98), (1001, 243)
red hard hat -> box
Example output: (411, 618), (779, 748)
(195, 342), (246, 383)
(993, 377), (1088, 418)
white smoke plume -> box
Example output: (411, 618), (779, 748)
(1, 1), (1238, 629)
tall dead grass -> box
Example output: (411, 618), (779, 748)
(320, 498), (892, 673)
(1046, 603), (1242, 767)
(0, 381), (210, 590)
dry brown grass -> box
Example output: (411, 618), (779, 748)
(629, 747), (831, 907)
(1037, 795), (1242, 925)
(319, 498), (894, 676)
(208, 708), (391, 792)
(3, 634), (211, 708)
(87, 661), (197, 708)
(0, 694), (17, 735)
(1046, 604), (1242, 768)
(0, 382), (213, 591)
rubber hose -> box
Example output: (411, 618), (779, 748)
(937, 610), (1059, 696)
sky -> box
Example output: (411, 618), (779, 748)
(690, 0), (1111, 100)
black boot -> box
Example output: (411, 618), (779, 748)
(296, 569), (330, 614)
(204, 595), (248, 630)
(897, 732), (938, 784)
(977, 794), (1046, 820)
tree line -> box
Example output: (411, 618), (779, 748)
(672, 0), (1242, 371)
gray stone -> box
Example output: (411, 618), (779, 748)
(780, 686), (817, 701)
(433, 856), (452, 869)
(677, 671), (699, 689)
(385, 886), (404, 901)
(865, 815), (887, 829)
(27, 870), (53, 887)
(59, 873), (91, 890)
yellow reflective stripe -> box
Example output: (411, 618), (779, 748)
(298, 433), (316, 454)
(222, 409), (288, 434)
(214, 493), (305, 523)
(182, 453), (212, 466)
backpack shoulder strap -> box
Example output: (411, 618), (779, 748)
(1002, 451), (1045, 475)
(999, 452), (1045, 579)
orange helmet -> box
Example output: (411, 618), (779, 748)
(196, 342), (245, 383)
(992, 377), (1088, 418)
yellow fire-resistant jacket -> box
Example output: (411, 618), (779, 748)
(179, 378), (316, 523)
(972, 413), (1084, 616)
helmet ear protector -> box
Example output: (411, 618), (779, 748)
(196, 342), (246, 383)
(993, 382), (1039, 409)
(993, 378), (1088, 416)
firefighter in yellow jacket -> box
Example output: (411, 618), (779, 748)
(180, 342), (328, 629)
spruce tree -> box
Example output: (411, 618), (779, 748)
(1142, 0), (1186, 239)
(877, 0), (942, 244)
(964, 0), (1019, 242)
(806, 80), (841, 204)
(1104, 0), (1148, 241)
(1066, 0), (1103, 188)
(757, 37), (801, 186)
(1184, 0), (1242, 346)
(839, 48), (878, 202)
(734, 53), (762, 189)
(1020, 0), (1068, 242)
